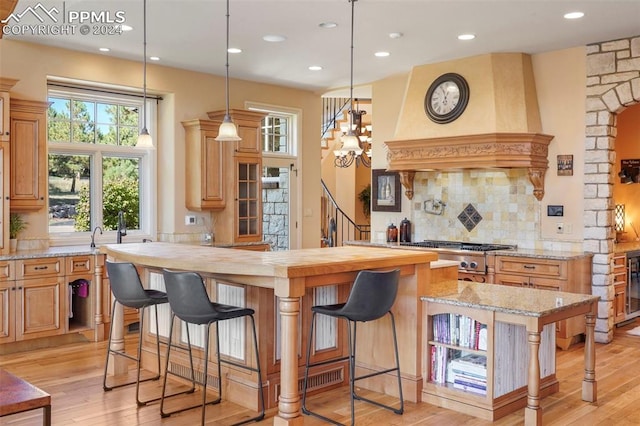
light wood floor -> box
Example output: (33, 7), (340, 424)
(1, 319), (639, 425)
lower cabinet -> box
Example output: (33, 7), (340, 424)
(16, 276), (65, 341)
(491, 253), (593, 350)
(423, 301), (556, 421)
(613, 253), (627, 324)
(0, 253), (104, 345)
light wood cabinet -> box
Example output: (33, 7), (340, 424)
(206, 109), (267, 244)
(0, 260), (16, 344)
(613, 254), (627, 324)
(0, 141), (10, 254)
(422, 301), (556, 421)
(491, 254), (592, 350)
(0, 78), (18, 142)
(182, 119), (226, 211)
(9, 98), (49, 211)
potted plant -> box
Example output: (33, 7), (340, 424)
(9, 213), (27, 252)
(357, 184), (371, 219)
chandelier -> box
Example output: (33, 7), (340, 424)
(334, 0), (371, 168)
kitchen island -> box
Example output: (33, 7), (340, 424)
(100, 242), (443, 425)
(421, 280), (598, 425)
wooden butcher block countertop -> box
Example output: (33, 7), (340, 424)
(100, 242), (438, 282)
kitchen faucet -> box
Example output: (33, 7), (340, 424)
(116, 211), (127, 244)
(90, 226), (103, 248)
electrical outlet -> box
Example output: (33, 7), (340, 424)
(556, 222), (564, 234)
(185, 215), (196, 225)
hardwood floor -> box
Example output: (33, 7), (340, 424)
(1, 319), (639, 425)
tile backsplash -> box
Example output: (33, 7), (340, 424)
(409, 169), (580, 251)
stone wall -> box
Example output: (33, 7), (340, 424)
(263, 169), (289, 251)
(584, 35), (640, 343)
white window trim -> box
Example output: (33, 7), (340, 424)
(47, 85), (157, 247)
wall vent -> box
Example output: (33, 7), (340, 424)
(168, 361), (220, 390)
(275, 366), (344, 398)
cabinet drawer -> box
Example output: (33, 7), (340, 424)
(17, 257), (64, 279)
(66, 256), (94, 275)
(494, 256), (566, 279)
(0, 260), (14, 281)
(613, 255), (627, 268)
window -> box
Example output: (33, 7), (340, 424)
(261, 114), (290, 154)
(47, 85), (156, 244)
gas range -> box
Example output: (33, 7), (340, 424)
(400, 240), (517, 274)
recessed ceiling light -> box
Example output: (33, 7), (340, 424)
(319, 22), (337, 29)
(389, 32), (403, 39)
(308, 65), (322, 71)
(374, 51), (390, 57)
(228, 47), (242, 54)
(149, 56), (160, 61)
(564, 11), (584, 19)
(121, 24), (133, 31)
(99, 47), (110, 52)
(263, 34), (286, 42)
(458, 34), (475, 41)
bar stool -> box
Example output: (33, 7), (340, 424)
(160, 269), (265, 426)
(103, 261), (169, 406)
(302, 269), (404, 426)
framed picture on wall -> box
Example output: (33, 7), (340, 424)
(557, 155), (573, 176)
(372, 169), (401, 212)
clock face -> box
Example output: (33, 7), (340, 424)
(424, 73), (470, 124)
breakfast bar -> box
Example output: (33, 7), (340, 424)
(100, 242), (441, 424)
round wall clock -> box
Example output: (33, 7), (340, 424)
(424, 73), (470, 124)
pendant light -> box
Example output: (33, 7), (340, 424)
(215, 0), (241, 142)
(136, 0), (154, 149)
(334, 0), (369, 168)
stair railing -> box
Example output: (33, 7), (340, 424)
(321, 179), (370, 247)
(321, 97), (351, 141)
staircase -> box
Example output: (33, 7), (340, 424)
(321, 179), (370, 247)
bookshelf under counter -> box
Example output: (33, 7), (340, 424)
(421, 281), (599, 426)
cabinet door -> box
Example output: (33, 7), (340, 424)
(614, 282), (627, 323)
(0, 91), (9, 142)
(9, 99), (48, 211)
(236, 157), (262, 242)
(16, 277), (65, 341)
(183, 119), (225, 211)
(0, 142), (9, 253)
(0, 280), (15, 343)
(529, 276), (561, 291)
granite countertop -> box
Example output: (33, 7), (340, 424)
(488, 248), (593, 260)
(345, 240), (593, 260)
(0, 245), (99, 260)
(421, 280), (599, 318)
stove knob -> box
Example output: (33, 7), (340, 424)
(469, 261), (478, 269)
(460, 261), (468, 268)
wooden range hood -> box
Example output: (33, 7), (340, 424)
(385, 132), (554, 201)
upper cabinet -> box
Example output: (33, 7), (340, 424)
(182, 119), (226, 211)
(0, 78), (18, 143)
(9, 99), (49, 212)
(207, 109), (266, 155)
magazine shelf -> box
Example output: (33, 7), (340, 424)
(422, 301), (557, 421)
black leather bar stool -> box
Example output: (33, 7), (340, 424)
(103, 261), (169, 406)
(302, 269), (404, 425)
(160, 269), (265, 426)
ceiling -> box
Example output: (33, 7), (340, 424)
(3, 0), (640, 94)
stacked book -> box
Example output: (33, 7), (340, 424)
(449, 353), (487, 396)
(432, 313), (488, 351)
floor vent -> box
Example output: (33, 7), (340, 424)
(168, 361), (220, 390)
(275, 366), (344, 398)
